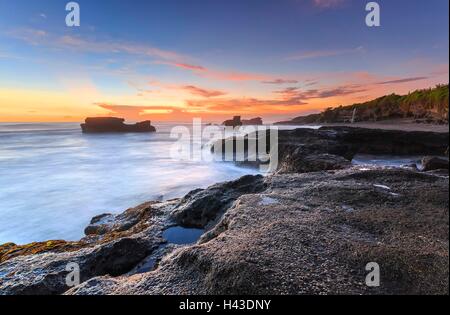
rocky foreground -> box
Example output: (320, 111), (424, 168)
(0, 127), (448, 295)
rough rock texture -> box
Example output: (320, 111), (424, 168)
(421, 156), (449, 172)
(170, 175), (267, 228)
(66, 168), (449, 295)
(80, 117), (156, 133)
(0, 201), (174, 295)
(213, 127), (449, 173)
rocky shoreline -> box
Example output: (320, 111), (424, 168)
(0, 127), (448, 295)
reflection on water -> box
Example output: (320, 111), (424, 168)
(352, 154), (423, 168)
(0, 123), (259, 244)
(163, 226), (205, 245)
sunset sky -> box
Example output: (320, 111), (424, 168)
(0, 0), (448, 123)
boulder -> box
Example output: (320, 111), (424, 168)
(421, 156), (449, 171)
(170, 175), (267, 228)
(0, 201), (170, 295)
(277, 153), (352, 174)
(0, 237), (151, 295)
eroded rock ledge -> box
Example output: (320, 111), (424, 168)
(213, 126), (449, 173)
(0, 127), (448, 295)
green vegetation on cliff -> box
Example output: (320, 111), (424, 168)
(278, 85), (449, 124)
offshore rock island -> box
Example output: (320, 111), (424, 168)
(0, 126), (448, 295)
(81, 117), (157, 133)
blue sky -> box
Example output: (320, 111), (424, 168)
(0, 0), (448, 122)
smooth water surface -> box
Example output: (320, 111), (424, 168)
(0, 122), (259, 244)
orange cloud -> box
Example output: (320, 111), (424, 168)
(261, 79), (299, 84)
(181, 85), (227, 98)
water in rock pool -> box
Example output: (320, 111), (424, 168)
(352, 154), (424, 168)
(162, 226), (205, 245)
(0, 122), (260, 244)
(132, 226), (205, 274)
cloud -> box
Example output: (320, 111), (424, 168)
(156, 61), (207, 71)
(7, 28), (185, 62)
(274, 84), (369, 101)
(287, 46), (365, 61)
(6, 28), (48, 45)
(186, 97), (306, 113)
(171, 62), (206, 71)
(6, 28), (265, 82)
(261, 79), (299, 84)
(95, 103), (182, 118)
(313, 0), (345, 8)
(375, 76), (429, 85)
(185, 82), (372, 113)
(182, 85), (227, 98)
(39, 13), (47, 19)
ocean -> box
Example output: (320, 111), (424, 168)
(0, 122), (261, 244)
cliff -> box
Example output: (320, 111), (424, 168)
(276, 85), (449, 125)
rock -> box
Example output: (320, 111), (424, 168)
(80, 117), (156, 133)
(0, 237), (151, 295)
(0, 240), (87, 264)
(170, 175), (267, 228)
(421, 156), (449, 171)
(242, 117), (263, 125)
(0, 201), (173, 295)
(222, 116), (242, 127)
(277, 153), (352, 174)
(84, 202), (157, 236)
(401, 163), (419, 170)
(322, 127), (449, 156)
(66, 168), (449, 295)
(213, 127), (449, 173)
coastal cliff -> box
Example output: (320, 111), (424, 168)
(0, 127), (448, 295)
(276, 85), (449, 125)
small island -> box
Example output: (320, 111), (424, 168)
(81, 117), (157, 133)
(222, 116), (263, 127)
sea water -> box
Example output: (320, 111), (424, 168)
(0, 122), (260, 244)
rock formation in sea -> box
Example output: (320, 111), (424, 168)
(0, 127), (448, 295)
(222, 116), (243, 127)
(242, 117), (263, 125)
(222, 116), (263, 127)
(80, 117), (157, 133)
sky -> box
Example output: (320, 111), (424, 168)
(0, 0), (448, 123)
